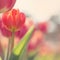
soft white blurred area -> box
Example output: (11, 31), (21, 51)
(13, 0), (60, 22)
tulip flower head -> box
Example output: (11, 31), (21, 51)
(0, 0), (16, 13)
(2, 9), (26, 32)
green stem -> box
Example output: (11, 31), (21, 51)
(10, 31), (15, 53)
(5, 38), (11, 60)
(5, 31), (15, 60)
(4, 38), (11, 60)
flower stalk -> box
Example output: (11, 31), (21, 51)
(10, 31), (15, 53)
(1, 9), (26, 60)
(5, 31), (15, 60)
(5, 38), (11, 60)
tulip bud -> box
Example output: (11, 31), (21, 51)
(2, 9), (26, 32)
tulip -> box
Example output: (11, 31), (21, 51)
(0, 0), (16, 13)
(0, 17), (33, 38)
(1, 9), (26, 60)
(2, 9), (26, 32)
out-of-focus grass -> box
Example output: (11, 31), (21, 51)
(34, 54), (55, 60)
(0, 57), (2, 60)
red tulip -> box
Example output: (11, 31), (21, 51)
(0, 0), (16, 13)
(0, 17), (33, 38)
(2, 9), (26, 32)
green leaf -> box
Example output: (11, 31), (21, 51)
(9, 26), (34, 60)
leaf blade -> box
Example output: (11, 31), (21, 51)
(9, 26), (34, 60)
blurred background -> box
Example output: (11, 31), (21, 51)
(13, 0), (60, 22)
(0, 0), (60, 60)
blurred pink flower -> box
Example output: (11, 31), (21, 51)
(37, 22), (47, 33)
(0, 0), (16, 13)
(28, 30), (44, 51)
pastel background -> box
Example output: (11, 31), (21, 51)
(14, 0), (60, 22)
(0, 0), (60, 60)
